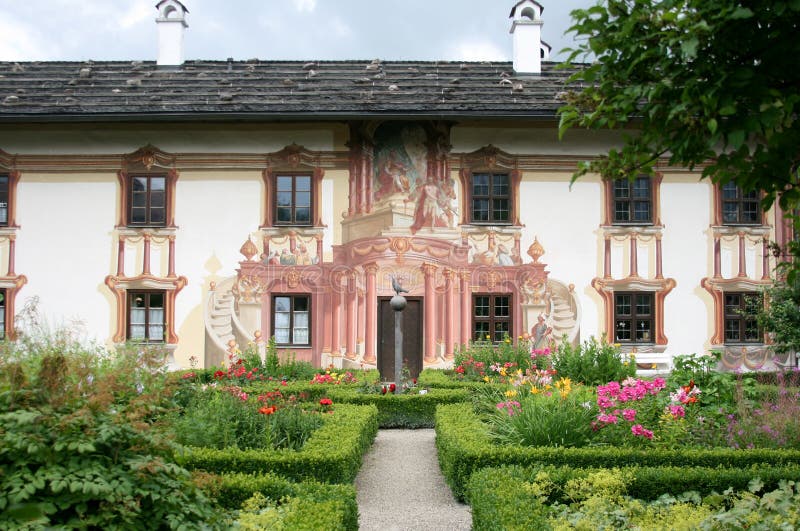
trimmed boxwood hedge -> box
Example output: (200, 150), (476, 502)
(435, 403), (800, 500)
(176, 404), (378, 483)
(242, 381), (471, 428)
(324, 388), (470, 428)
(208, 472), (357, 530)
(467, 464), (800, 530)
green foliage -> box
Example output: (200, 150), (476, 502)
(236, 494), (348, 531)
(416, 369), (488, 390)
(560, 0), (800, 217)
(176, 403), (378, 484)
(670, 352), (757, 405)
(468, 465), (800, 530)
(199, 472), (357, 530)
(435, 403), (800, 501)
(550, 337), (635, 386)
(0, 341), (223, 529)
(759, 276), (800, 353)
(487, 391), (596, 448)
(326, 388), (470, 428)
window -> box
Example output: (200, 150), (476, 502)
(724, 292), (762, 343)
(129, 175), (166, 226)
(0, 175), (8, 226)
(721, 182), (760, 225)
(471, 173), (510, 224)
(128, 291), (165, 342)
(614, 292), (654, 343)
(473, 294), (512, 342)
(273, 295), (310, 345)
(274, 175), (312, 225)
(613, 176), (652, 224)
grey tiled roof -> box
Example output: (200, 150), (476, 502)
(0, 59), (579, 121)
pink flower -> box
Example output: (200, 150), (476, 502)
(622, 408), (637, 421)
(597, 413), (619, 424)
(631, 424), (654, 439)
(668, 404), (685, 419)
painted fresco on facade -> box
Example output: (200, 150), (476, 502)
(372, 122), (456, 234)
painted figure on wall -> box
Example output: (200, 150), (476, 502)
(531, 313), (552, 350)
(372, 122), (457, 233)
(408, 173), (455, 233)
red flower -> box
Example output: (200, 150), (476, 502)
(213, 370), (225, 379)
(381, 386), (387, 395)
(389, 383), (397, 392)
(281, 380), (288, 386)
(319, 398), (333, 406)
(258, 406), (276, 415)
(182, 372), (196, 379)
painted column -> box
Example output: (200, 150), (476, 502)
(142, 233), (151, 276)
(422, 263), (438, 364)
(629, 233), (638, 278)
(762, 238), (771, 280)
(443, 268), (455, 360)
(713, 236), (721, 278)
(331, 273), (342, 356)
(737, 232), (747, 277)
(603, 235), (612, 279)
(168, 235), (176, 277)
(315, 234), (324, 263)
(116, 236), (125, 277)
(357, 288), (365, 355)
(460, 270), (471, 345)
(655, 234), (663, 279)
(345, 271), (357, 360)
(363, 262), (378, 364)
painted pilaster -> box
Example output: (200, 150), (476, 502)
(331, 273), (342, 356)
(629, 233), (638, 278)
(762, 238), (770, 280)
(603, 235), (612, 279)
(363, 262), (378, 364)
(714, 236), (722, 278)
(460, 270), (471, 345)
(168, 235), (176, 277)
(443, 268), (455, 360)
(737, 232), (746, 277)
(422, 263), (438, 363)
(116, 236), (125, 276)
(345, 271), (357, 360)
(142, 233), (151, 276)
(655, 234), (663, 279)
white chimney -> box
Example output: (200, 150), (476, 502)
(156, 0), (189, 66)
(509, 0), (545, 74)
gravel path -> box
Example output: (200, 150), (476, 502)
(355, 429), (471, 531)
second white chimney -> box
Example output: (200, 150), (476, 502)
(509, 0), (544, 74)
(156, 0), (189, 66)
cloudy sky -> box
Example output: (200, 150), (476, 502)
(0, 0), (592, 63)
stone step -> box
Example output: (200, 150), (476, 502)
(213, 324), (232, 336)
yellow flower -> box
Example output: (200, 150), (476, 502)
(651, 363), (658, 369)
(505, 389), (518, 398)
(483, 376), (490, 383)
(530, 386), (540, 395)
(499, 368), (507, 377)
(614, 343), (621, 348)
(504, 338), (511, 344)
(623, 361), (629, 366)
(485, 334), (491, 340)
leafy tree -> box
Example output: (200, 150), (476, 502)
(559, 0), (800, 212)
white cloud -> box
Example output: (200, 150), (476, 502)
(120, 2), (152, 29)
(0, 17), (56, 60)
(293, 0), (317, 13)
(449, 40), (508, 61)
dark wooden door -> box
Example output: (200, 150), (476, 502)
(377, 297), (423, 381)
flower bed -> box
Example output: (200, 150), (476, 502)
(176, 403), (378, 484)
(467, 464), (800, 530)
(435, 403), (800, 500)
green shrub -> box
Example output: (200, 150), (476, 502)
(177, 403), (378, 483)
(237, 494), (348, 530)
(487, 391), (597, 448)
(326, 388), (470, 428)
(550, 336), (635, 385)
(435, 404), (800, 500)
(0, 342), (223, 529)
(468, 465), (800, 530)
(199, 472), (357, 530)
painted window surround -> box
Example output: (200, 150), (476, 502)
(472, 293), (513, 343)
(271, 293), (311, 346)
(0, 150), (26, 340)
(127, 290), (166, 343)
(703, 182), (772, 349)
(594, 172), (673, 353)
(106, 145), (187, 345)
(458, 145), (523, 228)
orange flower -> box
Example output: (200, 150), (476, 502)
(258, 406), (276, 415)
